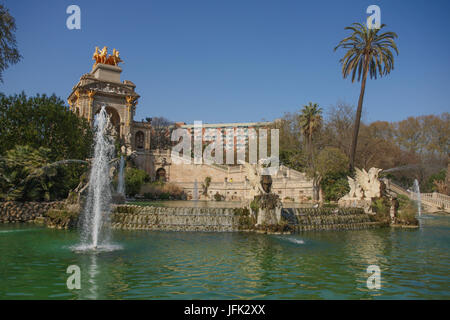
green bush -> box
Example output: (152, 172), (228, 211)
(369, 197), (390, 223)
(125, 167), (149, 197)
(250, 198), (259, 213)
(141, 182), (187, 200)
(214, 192), (224, 201)
(397, 199), (419, 225)
(0, 145), (88, 201)
(321, 173), (350, 201)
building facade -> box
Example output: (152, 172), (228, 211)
(68, 49), (314, 202)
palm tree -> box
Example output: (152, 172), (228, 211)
(299, 102), (322, 162)
(334, 23), (398, 171)
(299, 103), (322, 201)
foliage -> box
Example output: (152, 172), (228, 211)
(316, 147), (348, 177)
(213, 192), (224, 201)
(371, 197), (390, 215)
(234, 207), (255, 230)
(299, 102), (322, 154)
(0, 93), (93, 202)
(150, 117), (174, 150)
(0, 93), (93, 160)
(253, 193), (281, 211)
(334, 23), (399, 170)
(298, 103), (323, 200)
(397, 194), (410, 210)
(141, 182), (187, 200)
(423, 169), (447, 194)
(314, 147), (349, 201)
(0, 145), (85, 201)
(0, 5), (21, 82)
(45, 209), (79, 229)
(334, 23), (398, 83)
(321, 173), (350, 201)
(250, 198), (259, 213)
(278, 100), (447, 197)
(125, 167), (149, 197)
(397, 201), (419, 225)
(201, 176), (211, 196)
(370, 197), (391, 223)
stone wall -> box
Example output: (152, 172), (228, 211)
(0, 201), (385, 232)
(167, 161), (314, 202)
(111, 204), (385, 232)
(111, 205), (239, 232)
(0, 201), (63, 223)
(282, 207), (385, 232)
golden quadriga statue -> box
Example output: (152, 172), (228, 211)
(92, 46), (123, 67)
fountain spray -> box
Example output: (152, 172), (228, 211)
(79, 106), (115, 250)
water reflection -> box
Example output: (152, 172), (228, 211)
(0, 215), (449, 299)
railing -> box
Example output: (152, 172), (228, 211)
(385, 179), (450, 212)
(410, 192), (450, 211)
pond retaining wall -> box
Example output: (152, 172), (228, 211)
(0, 201), (63, 223)
(0, 201), (385, 232)
(282, 207), (384, 231)
(111, 205), (239, 232)
(111, 205), (384, 232)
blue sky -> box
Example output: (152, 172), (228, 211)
(1, 0), (449, 123)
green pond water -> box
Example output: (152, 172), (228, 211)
(0, 214), (449, 299)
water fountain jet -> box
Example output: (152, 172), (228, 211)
(413, 179), (422, 217)
(74, 106), (120, 252)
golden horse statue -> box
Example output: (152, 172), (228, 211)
(92, 46), (122, 67)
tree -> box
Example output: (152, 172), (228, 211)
(299, 102), (323, 200)
(0, 93), (93, 201)
(315, 147), (350, 201)
(299, 102), (322, 163)
(125, 167), (148, 196)
(0, 145), (86, 201)
(150, 116), (174, 150)
(0, 92), (93, 161)
(0, 5), (21, 82)
(316, 147), (349, 177)
(275, 113), (306, 171)
(324, 103), (356, 158)
(201, 176), (211, 196)
(335, 23), (398, 171)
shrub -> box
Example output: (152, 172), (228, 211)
(125, 167), (149, 197)
(397, 200), (419, 225)
(202, 176), (211, 196)
(213, 192), (224, 201)
(321, 173), (350, 201)
(370, 197), (390, 223)
(234, 207), (255, 230)
(140, 182), (187, 200)
(250, 198), (259, 213)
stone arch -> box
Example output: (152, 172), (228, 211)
(135, 131), (145, 149)
(156, 167), (166, 182)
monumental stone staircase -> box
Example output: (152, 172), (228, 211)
(385, 179), (450, 213)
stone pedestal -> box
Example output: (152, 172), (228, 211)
(91, 63), (122, 83)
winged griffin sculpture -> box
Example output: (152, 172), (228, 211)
(341, 167), (382, 200)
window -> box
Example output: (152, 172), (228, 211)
(135, 131), (144, 149)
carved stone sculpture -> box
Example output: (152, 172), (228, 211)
(338, 167), (383, 213)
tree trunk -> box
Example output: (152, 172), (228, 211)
(349, 55), (370, 172)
